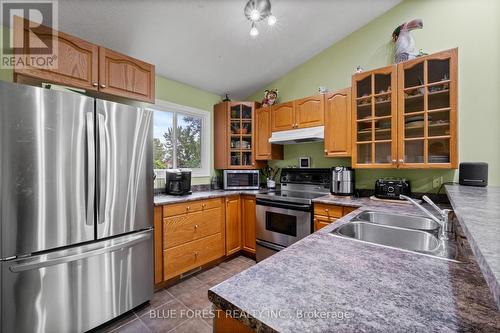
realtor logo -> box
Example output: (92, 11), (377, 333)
(0, 0), (58, 69)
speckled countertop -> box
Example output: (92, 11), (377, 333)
(445, 184), (500, 309)
(209, 198), (500, 332)
(154, 190), (260, 206)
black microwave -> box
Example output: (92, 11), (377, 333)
(223, 170), (260, 190)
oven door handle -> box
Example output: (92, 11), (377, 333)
(256, 199), (311, 212)
(256, 239), (286, 252)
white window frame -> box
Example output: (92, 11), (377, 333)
(148, 99), (211, 178)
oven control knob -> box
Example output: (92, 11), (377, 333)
(387, 186), (395, 193)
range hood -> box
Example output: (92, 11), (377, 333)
(268, 126), (324, 145)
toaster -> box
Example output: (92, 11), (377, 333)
(374, 178), (411, 200)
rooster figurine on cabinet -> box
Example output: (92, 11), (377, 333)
(392, 18), (423, 63)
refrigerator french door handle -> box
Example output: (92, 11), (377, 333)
(9, 231), (151, 273)
(86, 112), (95, 226)
(97, 113), (106, 224)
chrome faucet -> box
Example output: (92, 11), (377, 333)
(399, 194), (451, 240)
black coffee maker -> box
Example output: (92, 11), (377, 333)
(165, 169), (192, 195)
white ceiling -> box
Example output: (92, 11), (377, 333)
(58, 0), (401, 99)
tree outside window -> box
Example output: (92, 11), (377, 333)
(153, 110), (203, 188)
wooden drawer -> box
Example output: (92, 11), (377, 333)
(314, 215), (337, 231)
(343, 206), (358, 215)
(162, 198), (222, 217)
(314, 203), (343, 218)
(163, 207), (222, 249)
(163, 233), (224, 280)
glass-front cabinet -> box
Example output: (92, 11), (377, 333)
(397, 49), (458, 168)
(352, 65), (398, 168)
(351, 48), (457, 169)
(229, 103), (254, 167)
(214, 101), (264, 169)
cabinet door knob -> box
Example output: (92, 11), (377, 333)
(100, 84), (106, 88)
(325, 208), (329, 212)
(92, 82), (98, 87)
(202, 203), (206, 208)
(186, 206), (190, 211)
(399, 159), (404, 163)
(194, 224), (199, 229)
(324, 149), (328, 153)
(391, 159), (397, 163)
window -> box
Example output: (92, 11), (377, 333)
(149, 100), (210, 189)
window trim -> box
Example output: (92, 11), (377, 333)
(148, 99), (211, 178)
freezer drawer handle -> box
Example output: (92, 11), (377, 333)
(86, 112), (95, 226)
(9, 232), (151, 273)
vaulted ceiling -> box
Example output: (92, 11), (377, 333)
(59, 0), (401, 99)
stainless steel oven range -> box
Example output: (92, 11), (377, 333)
(255, 168), (331, 262)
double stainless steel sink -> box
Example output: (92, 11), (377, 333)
(331, 211), (464, 262)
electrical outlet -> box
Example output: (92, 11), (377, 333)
(433, 176), (443, 188)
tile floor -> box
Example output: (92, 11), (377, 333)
(91, 256), (256, 333)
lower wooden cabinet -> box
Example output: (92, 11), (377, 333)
(163, 233), (224, 280)
(154, 194), (258, 286)
(313, 203), (359, 231)
(225, 196), (242, 255)
(314, 215), (334, 232)
(214, 307), (254, 333)
(241, 195), (256, 254)
(156, 198), (225, 282)
(163, 207), (222, 249)
(154, 206), (163, 285)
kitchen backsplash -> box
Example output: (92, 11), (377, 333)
(267, 142), (456, 193)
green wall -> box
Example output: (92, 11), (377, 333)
(248, 0), (500, 191)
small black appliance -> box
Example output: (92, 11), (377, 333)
(165, 169), (192, 195)
(375, 178), (411, 200)
(459, 162), (488, 187)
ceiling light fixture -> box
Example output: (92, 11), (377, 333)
(244, 0), (277, 37)
(250, 22), (259, 37)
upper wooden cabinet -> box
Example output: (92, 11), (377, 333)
(225, 196), (242, 256)
(324, 88), (351, 157)
(214, 101), (265, 169)
(255, 106), (283, 160)
(98, 47), (155, 103)
(271, 102), (295, 132)
(294, 95), (325, 129)
(271, 96), (325, 132)
(351, 49), (458, 169)
(397, 49), (458, 168)
(352, 65), (398, 168)
(13, 18), (155, 103)
(13, 19), (99, 91)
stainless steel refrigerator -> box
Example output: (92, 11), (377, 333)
(0, 81), (154, 332)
